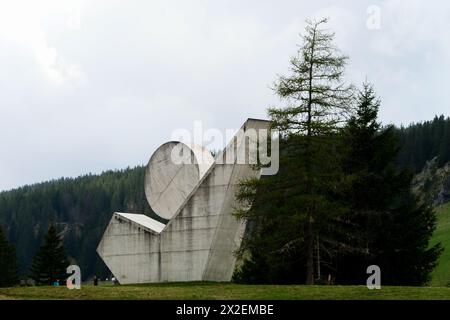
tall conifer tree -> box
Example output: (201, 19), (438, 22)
(235, 18), (353, 284)
(338, 83), (442, 285)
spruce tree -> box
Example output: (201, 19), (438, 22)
(338, 83), (442, 285)
(0, 225), (18, 287)
(30, 223), (69, 285)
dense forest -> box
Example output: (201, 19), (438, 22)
(396, 115), (450, 172)
(0, 167), (163, 280)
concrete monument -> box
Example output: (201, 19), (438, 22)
(97, 118), (270, 284)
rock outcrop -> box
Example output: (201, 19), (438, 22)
(413, 157), (450, 206)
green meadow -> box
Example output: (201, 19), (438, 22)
(1, 282), (450, 300)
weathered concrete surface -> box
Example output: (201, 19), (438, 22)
(97, 119), (270, 284)
(144, 142), (214, 220)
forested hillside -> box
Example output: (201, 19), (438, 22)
(1, 115), (450, 281)
(396, 115), (450, 172)
(0, 167), (163, 280)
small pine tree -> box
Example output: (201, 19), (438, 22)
(0, 226), (18, 287)
(30, 223), (69, 285)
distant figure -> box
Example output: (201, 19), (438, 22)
(53, 279), (60, 286)
(93, 275), (98, 286)
(112, 277), (117, 285)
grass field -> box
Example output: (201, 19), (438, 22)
(430, 202), (450, 287)
(0, 204), (448, 300)
(1, 282), (450, 300)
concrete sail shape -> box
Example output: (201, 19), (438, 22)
(144, 142), (214, 220)
(97, 118), (270, 284)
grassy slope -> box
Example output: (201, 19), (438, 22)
(430, 202), (450, 287)
(1, 283), (450, 300)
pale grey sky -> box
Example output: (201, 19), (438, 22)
(1, 0), (449, 191)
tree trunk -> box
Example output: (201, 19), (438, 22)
(317, 236), (321, 281)
(305, 215), (314, 285)
(304, 25), (317, 286)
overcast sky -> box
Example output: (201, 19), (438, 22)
(1, 0), (449, 191)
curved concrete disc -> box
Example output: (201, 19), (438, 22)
(145, 142), (214, 220)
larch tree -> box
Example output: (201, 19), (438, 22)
(235, 18), (354, 285)
(268, 18), (353, 285)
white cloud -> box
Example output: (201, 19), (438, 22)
(1, 0), (450, 190)
(0, 0), (85, 86)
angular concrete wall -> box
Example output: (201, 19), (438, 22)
(97, 119), (270, 284)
